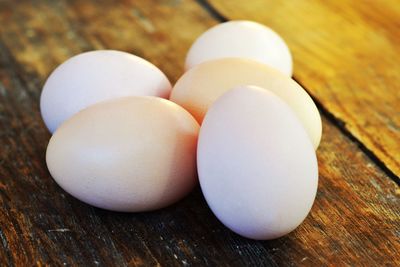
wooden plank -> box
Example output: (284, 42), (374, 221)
(0, 0), (399, 265)
(207, 0), (400, 179)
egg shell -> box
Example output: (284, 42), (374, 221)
(170, 58), (322, 149)
(40, 50), (172, 133)
(197, 86), (318, 240)
(185, 20), (293, 76)
(46, 96), (199, 212)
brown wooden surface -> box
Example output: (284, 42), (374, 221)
(208, 0), (400, 179)
(0, 0), (399, 266)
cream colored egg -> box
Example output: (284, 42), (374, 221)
(197, 86), (318, 240)
(170, 58), (321, 149)
(185, 20), (293, 75)
(46, 96), (199, 212)
(40, 50), (171, 133)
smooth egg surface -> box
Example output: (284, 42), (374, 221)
(185, 20), (293, 76)
(40, 50), (171, 133)
(46, 96), (199, 212)
(170, 58), (321, 149)
(197, 86), (318, 240)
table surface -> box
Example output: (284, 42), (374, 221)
(0, 0), (399, 266)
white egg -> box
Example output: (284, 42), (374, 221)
(40, 50), (171, 133)
(197, 86), (318, 240)
(46, 96), (199, 212)
(185, 20), (293, 75)
(170, 58), (321, 149)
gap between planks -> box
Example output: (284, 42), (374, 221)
(196, 0), (400, 186)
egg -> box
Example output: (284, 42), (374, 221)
(40, 50), (171, 133)
(197, 86), (318, 240)
(170, 58), (321, 149)
(46, 96), (199, 212)
(185, 20), (293, 76)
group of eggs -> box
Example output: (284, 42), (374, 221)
(41, 21), (321, 240)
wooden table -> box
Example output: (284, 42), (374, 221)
(0, 0), (399, 266)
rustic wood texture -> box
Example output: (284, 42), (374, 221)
(208, 0), (400, 180)
(0, 0), (399, 266)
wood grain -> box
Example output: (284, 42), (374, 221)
(207, 0), (400, 179)
(0, 0), (399, 266)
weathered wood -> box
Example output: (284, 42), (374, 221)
(207, 0), (400, 179)
(0, 0), (399, 266)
